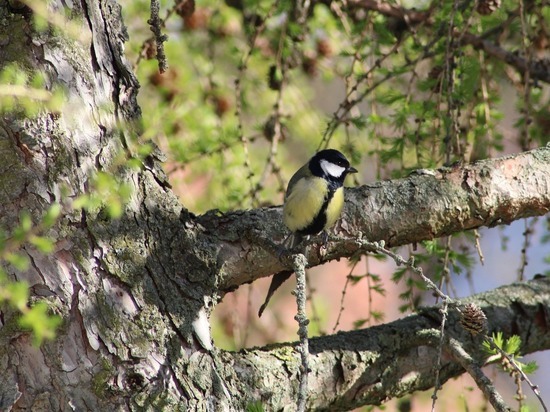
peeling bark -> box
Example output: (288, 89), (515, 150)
(0, 1), (208, 410)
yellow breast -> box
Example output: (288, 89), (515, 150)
(283, 177), (344, 233)
(324, 187), (344, 229)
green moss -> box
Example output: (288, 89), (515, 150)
(272, 345), (298, 363)
(0, 16), (32, 66)
(133, 389), (184, 411)
(0, 308), (25, 347)
(91, 358), (115, 397)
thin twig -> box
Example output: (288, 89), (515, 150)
(519, 0), (532, 151)
(318, 41), (404, 149)
(474, 229), (485, 265)
(431, 298), (449, 411)
(305, 270), (323, 335)
(346, 0), (550, 84)
(332, 259), (360, 333)
(518, 218), (537, 281)
(485, 336), (548, 412)
(439, 236), (455, 300)
(250, 23), (289, 202)
(292, 253), (310, 412)
(336, 235), (461, 410)
(459, 32), (550, 84)
(447, 337), (512, 412)
(358, 239), (450, 302)
(148, 0), (168, 73)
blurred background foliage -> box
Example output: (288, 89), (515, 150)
(125, 0), (550, 211)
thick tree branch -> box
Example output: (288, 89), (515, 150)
(207, 146), (550, 291)
(220, 277), (550, 411)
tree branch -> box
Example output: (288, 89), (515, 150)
(345, 0), (430, 25)
(208, 146), (550, 291)
(459, 32), (550, 84)
(447, 337), (511, 412)
(221, 277), (550, 411)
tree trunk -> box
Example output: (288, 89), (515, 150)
(1, 2), (549, 411)
(0, 1), (204, 410)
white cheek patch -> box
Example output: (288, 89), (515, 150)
(320, 159), (345, 178)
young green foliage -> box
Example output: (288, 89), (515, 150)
(483, 332), (539, 375)
(0, 205), (64, 345)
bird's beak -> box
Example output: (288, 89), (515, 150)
(347, 166), (358, 174)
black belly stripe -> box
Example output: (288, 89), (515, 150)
(297, 189), (335, 236)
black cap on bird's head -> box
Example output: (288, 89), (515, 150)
(309, 149), (358, 180)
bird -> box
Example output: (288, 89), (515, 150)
(258, 149), (358, 317)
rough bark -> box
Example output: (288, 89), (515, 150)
(214, 146), (550, 290)
(0, 1), (200, 410)
(0, 2), (549, 412)
(223, 278), (550, 411)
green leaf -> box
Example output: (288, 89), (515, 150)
(42, 204), (61, 228)
(14, 211), (33, 241)
(456, 56), (480, 101)
(370, 311), (385, 321)
(371, 284), (386, 296)
(522, 360), (538, 374)
(377, 90), (406, 105)
(106, 200), (123, 219)
(423, 240), (438, 254)
(369, 273), (381, 282)
(5, 281), (29, 310)
(30, 235), (55, 253)
(504, 335), (522, 355)
(391, 267), (407, 282)
(72, 194), (93, 211)
(373, 18), (396, 45)
(19, 301), (62, 346)
(370, 253), (387, 262)
(246, 401), (265, 412)
(353, 319), (368, 329)
(5, 252), (30, 271)
(20, 213), (32, 233)
(483, 332), (502, 355)
(398, 303), (411, 313)
(349, 275), (364, 285)
(492, 331), (504, 348)
(349, 115), (368, 130)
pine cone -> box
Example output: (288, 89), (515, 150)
(460, 303), (487, 336)
(477, 0), (501, 16)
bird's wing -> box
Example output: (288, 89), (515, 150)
(284, 163), (309, 200)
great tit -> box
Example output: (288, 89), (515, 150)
(283, 148), (358, 248)
(258, 149), (357, 317)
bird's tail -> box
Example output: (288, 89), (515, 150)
(258, 270), (293, 317)
(257, 232), (309, 317)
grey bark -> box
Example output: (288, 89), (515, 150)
(216, 147), (550, 290)
(0, 2), (549, 412)
(223, 278), (550, 411)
